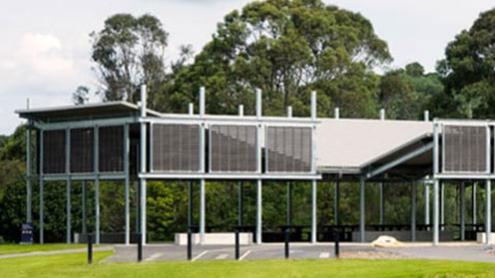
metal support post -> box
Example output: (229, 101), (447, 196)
(124, 124), (130, 245)
(139, 85), (147, 246)
(433, 179), (439, 245)
(311, 180), (317, 243)
(199, 179), (205, 244)
(39, 130), (44, 244)
(486, 180), (491, 245)
(472, 183), (477, 225)
(285, 182), (292, 259)
(460, 182), (465, 241)
(334, 175), (340, 258)
(26, 124), (32, 224)
(82, 181), (87, 235)
(379, 182), (384, 225)
(411, 183), (416, 242)
(94, 126), (100, 245)
(440, 181), (445, 231)
(256, 179), (262, 244)
(425, 183), (430, 228)
(187, 181), (193, 260)
(66, 128), (71, 244)
(359, 176), (366, 242)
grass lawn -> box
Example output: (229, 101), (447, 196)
(0, 244), (88, 255)
(1, 251), (495, 278)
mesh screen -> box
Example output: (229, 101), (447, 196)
(266, 126), (312, 172)
(99, 126), (124, 172)
(443, 125), (488, 173)
(152, 124), (201, 172)
(43, 129), (66, 174)
(210, 125), (257, 172)
(70, 128), (94, 173)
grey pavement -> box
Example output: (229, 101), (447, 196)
(106, 243), (495, 263)
(0, 246), (113, 259)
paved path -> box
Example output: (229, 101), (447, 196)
(107, 243), (495, 263)
(0, 246), (113, 259)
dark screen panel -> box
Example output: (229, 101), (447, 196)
(43, 129), (66, 174)
(266, 126), (312, 173)
(443, 125), (487, 173)
(99, 126), (124, 172)
(152, 124), (200, 172)
(70, 128), (94, 173)
(210, 125), (257, 172)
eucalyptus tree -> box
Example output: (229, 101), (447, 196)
(91, 14), (168, 105)
(170, 0), (391, 117)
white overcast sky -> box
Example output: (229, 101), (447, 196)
(0, 0), (493, 135)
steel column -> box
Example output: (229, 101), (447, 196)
(460, 182), (465, 241)
(472, 183), (477, 225)
(486, 180), (491, 245)
(425, 183), (430, 227)
(26, 124), (32, 224)
(66, 128), (71, 244)
(124, 124), (130, 245)
(411, 183), (416, 242)
(82, 181), (87, 235)
(441, 181), (445, 228)
(139, 85), (147, 246)
(256, 179), (262, 244)
(199, 179), (205, 244)
(359, 176), (366, 242)
(94, 126), (100, 244)
(39, 130), (44, 244)
(433, 180), (439, 245)
(311, 180), (317, 243)
(379, 182), (384, 225)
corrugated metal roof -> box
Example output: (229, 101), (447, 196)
(315, 118), (433, 172)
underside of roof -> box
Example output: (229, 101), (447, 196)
(15, 101), (160, 122)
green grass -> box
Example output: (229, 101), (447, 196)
(0, 244), (88, 255)
(1, 251), (495, 278)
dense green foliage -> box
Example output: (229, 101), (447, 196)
(1, 251), (495, 278)
(2, 2), (495, 243)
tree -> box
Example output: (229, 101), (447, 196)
(437, 8), (495, 119)
(170, 0), (391, 118)
(72, 86), (90, 105)
(91, 14), (168, 105)
(378, 62), (443, 120)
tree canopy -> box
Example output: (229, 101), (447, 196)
(436, 8), (495, 119)
(168, 0), (391, 117)
(91, 14), (168, 105)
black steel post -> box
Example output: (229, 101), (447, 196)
(285, 182), (292, 259)
(335, 176), (340, 258)
(87, 234), (93, 264)
(137, 233), (142, 262)
(137, 179), (142, 262)
(235, 181), (243, 260)
(187, 180), (193, 261)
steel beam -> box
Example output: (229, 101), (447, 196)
(39, 130), (44, 244)
(472, 183), (477, 225)
(94, 126), (100, 244)
(26, 124), (32, 224)
(66, 128), (71, 244)
(425, 183), (430, 227)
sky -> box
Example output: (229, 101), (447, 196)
(0, 0), (493, 135)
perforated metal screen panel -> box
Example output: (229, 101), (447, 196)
(43, 129), (66, 174)
(266, 126), (312, 172)
(152, 124), (201, 172)
(70, 128), (94, 173)
(210, 125), (257, 172)
(99, 126), (124, 172)
(443, 125), (488, 173)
